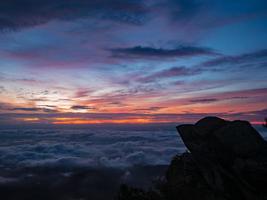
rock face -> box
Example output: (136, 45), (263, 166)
(117, 117), (267, 200)
(176, 117), (267, 200)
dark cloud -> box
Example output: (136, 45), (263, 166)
(42, 108), (58, 113)
(1, 0), (263, 32)
(137, 66), (200, 83)
(190, 98), (218, 103)
(10, 107), (40, 112)
(9, 107), (57, 113)
(0, 0), (148, 31)
(110, 45), (216, 59)
(71, 105), (94, 110)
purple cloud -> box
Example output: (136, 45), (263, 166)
(137, 66), (200, 83)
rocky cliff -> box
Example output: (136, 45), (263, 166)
(118, 117), (267, 200)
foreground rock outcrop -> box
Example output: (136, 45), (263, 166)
(118, 117), (267, 200)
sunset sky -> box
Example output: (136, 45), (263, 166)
(0, 0), (267, 125)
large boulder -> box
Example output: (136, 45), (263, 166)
(177, 117), (267, 200)
(117, 117), (267, 200)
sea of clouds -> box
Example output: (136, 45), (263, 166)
(0, 125), (266, 170)
(0, 126), (185, 169)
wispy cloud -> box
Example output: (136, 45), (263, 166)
(74, 89), (93, 98)
(134, 107), (165, 112)
(137, 66), (200, 83)
(201, 49), (267, 69)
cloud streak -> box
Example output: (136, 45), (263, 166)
(201, 49), (267, 69)
(110, 45), (217, 59)
(71, 105), (94, 110)
(137, 66), (200, 83)
(190, 98), (218, 103)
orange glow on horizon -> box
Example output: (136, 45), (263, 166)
(15, 117), (266, 125)
(51, 117), (171, 124)
(17, 117), (41, 122)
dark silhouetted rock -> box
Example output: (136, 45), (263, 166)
(117, 116), (267, 200)
(163, 152), (217, 200)
(177, 117), (267, 200)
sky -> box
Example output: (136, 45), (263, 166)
(0, 0), (267, 125)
